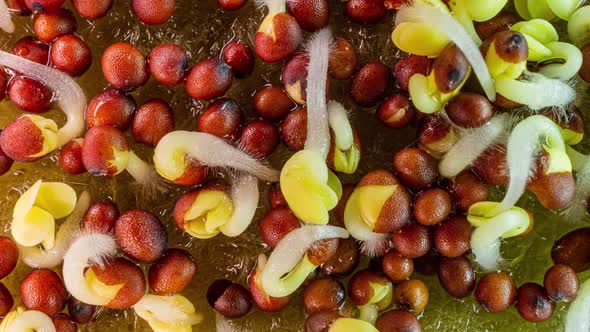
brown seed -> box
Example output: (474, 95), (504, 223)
(33, 8), (76, 43)
(92, 257), (146, 309)
(377, 94), (416, 129)
(52, 314), (76, 332)
(131, 0), (175, 25)
(443, 171), (488, 212)
(474, 272), (517, 313)
(280, 107), (307, 150)
(7, 76), (51, 113)
(543, 264), (579, 302)
(445, 93), (494, 128)
(394, 54), (431, 92)
(287, 0), (328, 31)
(413, 188), (451, 226)
(349, 269), (391, 306)
(433, 44), (470, 94)
(392, 223), (432, 259)
(222, 40), (254, 78)
(82, 200), (119, 233)
(308, 238), (340, 265)
(115, 209), (167, 263)
(101, 43), (149, 91)
(303, 278), (345, 314)
(472, 145), (508, 185)
(350, 61), (391, 107)
(382, 250), (414, 283)
(207, 279), (252, 318)
(58, 139), (85, 175)
(217, 0), (247, 11)
(132, 99), (175, 146)
(474, 11), (519, 41)
(393, 148), (438, 192)
(50, 34), (92, 76)
(393, 279), (429, 313)
(305, 311), (342, 332)
(321, 237), (360, 277)
(20, 269), (68, 317)
(254, 12), (302, 63)
(85, 89), (136, 130)
(0, 283), (14, 317)
(491, 30), (528, 64)
(8, 0), (31, 15)
(258, 207), (301, 248)
(197, 98), (244, 139)
(0, 135), (14, 176)
(375, 309), (421, 332)
(71, 0), (112, 19)
(67, 297), (96, 324)
(12, 36), (49, 64)
(581, 44), (590, 82)
(282, 52), (311, 104)
(185, 59), (233, 100)
(148, 43), (188, 86)
(416, 115), (457, 159)
(551, 227), (590, 272)
(239, 120), (280, 158)
(515, 283), (555, 322)
(24, 0), (64, 13)
(329, 37), (358, 80)
(254, 85), (295, 122)
(0, 236), (18, 280)
(433, 216), (471, 258)
(149, 249), (197, 295)
(437, 256), (475, 298)
(346, 0), (387, 23)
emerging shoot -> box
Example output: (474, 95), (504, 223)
(0, 0), (14, 33)
(568, 6), (590, 47)
(134, 294), (203, 332)
(327, 101), (361, 175)
(565, 278), (590, 332)
(0, 307), (56, 332)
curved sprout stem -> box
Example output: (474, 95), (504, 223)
(439, 113), (510, 179)
(0, 50), (86, 147)
(219, 174), (259, 237)
(395, 3), (496, 101)
(0, 0), (14, 33)
(568, 6), (590, 47)
(19, 191), (91, 268)
(493, 115), (565, 214)
(564, 146), (590, 223)
(304, 28), (332, 160)
(565, 278), (590, 332)
(539, 42), (583, 80)
(134, 294), (203, 328)
(154, 131), (279, 182)
(62, 232), (118, 306)
(6, 310), (55, 332)
(260, 225), (349, 297)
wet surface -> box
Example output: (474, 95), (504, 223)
(0, 0), (589, 331)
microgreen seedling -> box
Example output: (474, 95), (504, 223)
(134, 294), (203, 331)
(327, 101), (360, 174)
(0, 307), (56, 332)
(447, 0), (508, 45)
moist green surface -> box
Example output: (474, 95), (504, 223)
(0, 1), (589, 331)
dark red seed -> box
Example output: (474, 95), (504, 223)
(217, 0), (247, 11)
(392, 147), (439, 192)
(475, 11), (520, 42)
(115, 209), (167, 263)
(551, 227), (590, 272)
(259, 207), (301, 247)
(303, 278), (345, 314)
(437, 256), (475, 298)
(0, 67), (6, 101)
(8, 0), (31, 15)
(92, 257), (146, 309)
(254, 12), (302, 63)
(197, 98), (244, 139)
(82, 125), (129, 175)
(71, 0), (112, 19)
(287, 0), (329, 32)
(377, 94), (416, 129)
(0, 140), (14, 176)
(254, 85), (295, 122)
(282, 52), (310, 104)
(413, 188), (452, 226)
(443, 171), (488, 212)
(7, 76), (51, 113)
(446, 93), (494, 128)
(472, 145), (508, 185)
(149, 43), (188, 86)
(382, 250), (414, 283)
(0, 115), (49, 162)
(350, 61), (391, 107)
(474, 272), (516, 313)
(85, 89), (136, 130)
(346, 0), (387, 23)
(515, 283), (555, 322)
(433, 216), (471, 258)
(185, 59), (233, 100)
(131, 0), (175, 25)
(12, 36), (49, 64)
(375, 309), (421, 332)
(67, 297), (96, 324)
(58, 139), (86, 175)
(0, 236), (18, 279)
(0, 283), (14, 317)
(394, 55), (431, 92)
(328, 37), (358, 80)
(52, 314), (77, 332)
(268, 183), (288, 208)
(581, 44), (590, 83)
(24, 0), (65, 13)
(33, 8), (76, 43)
(239, 120), (280, 158)
(20, 269), (68, 317)
(132, 99), (175, 146)
(280, 107), (307, 150)
(101, 43), (149, 91)
(544, 264), (579, 302)
(207, 279), (252, 318)
(222, 40), (254, 78)
(149, 249), (197, 295)
(50, 34), (92, 76)
(321, 237), (360, 277)
(305, 311), (342, 332)
(392, 222), (432, 259)
(81, 200), (120, 233)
